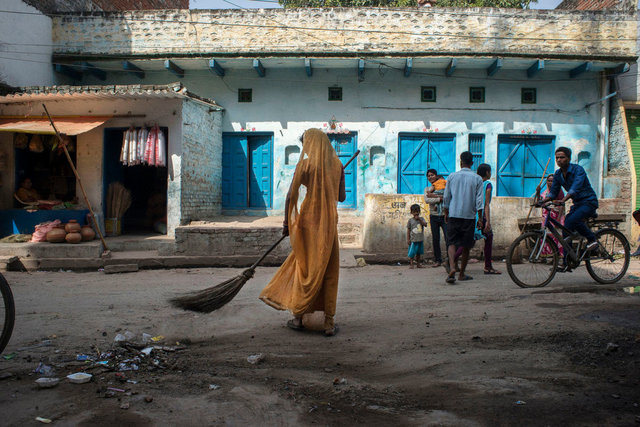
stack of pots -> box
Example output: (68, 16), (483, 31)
(45, 220), (95, 244)
(65, 220), (82, 244)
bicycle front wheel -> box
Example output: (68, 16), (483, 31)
(585, 228), (630, 284)
(0, 273), (15, 355)
(507, 231), (559, 288)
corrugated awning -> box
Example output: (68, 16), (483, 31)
(0, 117), (111, 135)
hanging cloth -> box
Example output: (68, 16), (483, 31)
(129, 128), (138, 165)
(155, 126), (166, 167)
(144, 126), (157, 166)
(120, 128), (131, 165)
(137, 127), (148, 165)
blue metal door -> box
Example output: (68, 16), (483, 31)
(329, 133), (357, 209)
(398, 133), (456, 194)
(222, 135), (248, 208)
(248, 135), (272, 208)
(497, 135), (554, 197)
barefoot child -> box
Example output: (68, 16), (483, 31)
(407, 204), (428, 268)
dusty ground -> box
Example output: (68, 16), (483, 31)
(1, 259), (640, 426)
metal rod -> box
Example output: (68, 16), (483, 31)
(520, 157), (551, 235)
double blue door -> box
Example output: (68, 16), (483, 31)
(398, 133), (456, 194)
(329, 133), (357, 209)
(222, 134), (273, 209)
(497, 135), (554, 197)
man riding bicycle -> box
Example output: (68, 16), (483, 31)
(539, 146), (598, 272)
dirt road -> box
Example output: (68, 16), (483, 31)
(1, 260), (639, 426)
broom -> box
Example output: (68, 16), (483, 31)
(170, 149), (361, 313)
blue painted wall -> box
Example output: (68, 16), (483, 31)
(79, 66), (605, 214)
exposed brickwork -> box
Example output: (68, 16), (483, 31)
(179, 99), (223, 224)
(23, 0), (187, 13)
(51, 8), (636, 60)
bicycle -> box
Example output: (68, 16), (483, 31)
(0, 272), (15, 355)
(506, 202), (630, 288)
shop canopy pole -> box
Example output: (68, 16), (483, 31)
(42, 104), (110, 256)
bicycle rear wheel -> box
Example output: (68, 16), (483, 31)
(507, 231), (559, 288)
(0, 273), (15, 355)
(585, 228), (630, 284)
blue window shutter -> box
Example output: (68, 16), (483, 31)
(469, 134), (485, 170)
(497, 136), (554, 197)
(398, 133), (455, 194)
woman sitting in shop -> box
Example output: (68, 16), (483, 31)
(15, 177), (40, 204)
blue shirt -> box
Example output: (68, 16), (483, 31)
(443, 168), (484, 220)
(548, 163), (598, 206)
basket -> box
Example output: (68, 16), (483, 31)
(104, 218), (121, 236)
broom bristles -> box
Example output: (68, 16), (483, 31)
(170, 269), (254, 313)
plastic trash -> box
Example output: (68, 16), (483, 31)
(67, 372), (92, 384)
(247, 353), (265, 365)
(515, 400), (526, 405)
(356, 257), (367, 267)
(35, 378), (60, 388)
(333, 377), (347, 385)
(35, 417), (52, 424)
(141, 333), (152, 344)
(151, 335), (164, 342)
(2, 352), (16, 360)
(209, 384), (220, 390)
(76, 354), (91, 361)
(141, 347), (153, 356)
(34, 363), (54, 376)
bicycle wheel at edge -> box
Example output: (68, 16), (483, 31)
(0, 272), (15, 355)
(507, 231), (559, 288)
(585, 228), (630, 284)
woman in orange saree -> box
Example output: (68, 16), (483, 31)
(259, 129), (346, 336)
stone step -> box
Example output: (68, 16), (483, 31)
(338, 233), (358, 244)
(0, 241), (103, 259)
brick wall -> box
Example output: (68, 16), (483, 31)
(51, 8), (636, 60)
(23, 0), (187, 13)
(180, 99), (223, 224)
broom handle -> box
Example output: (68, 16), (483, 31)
(520, 157), (551, 235)
(343, 150), (360, 169)
(248, 151), (360, 271)
(43, 104), (110, 253)
(249, 234), (287, 270)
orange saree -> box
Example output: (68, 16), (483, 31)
(259, 129), (343, 329)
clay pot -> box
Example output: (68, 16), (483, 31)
(80, 225), (95, 241)
(65, 219), (81, 233)
(65, 232), (82, 244)
(46, 226), (66, 243)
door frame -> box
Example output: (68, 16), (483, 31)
(397, 132), (457, 194)
(221, 132), (274, 210)
(496, 134), (555, 197)
(328, 132), (358, 209)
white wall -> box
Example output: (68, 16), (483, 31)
(0, 0), (54, 87)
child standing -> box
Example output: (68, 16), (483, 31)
(407, 204), (428, 268)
